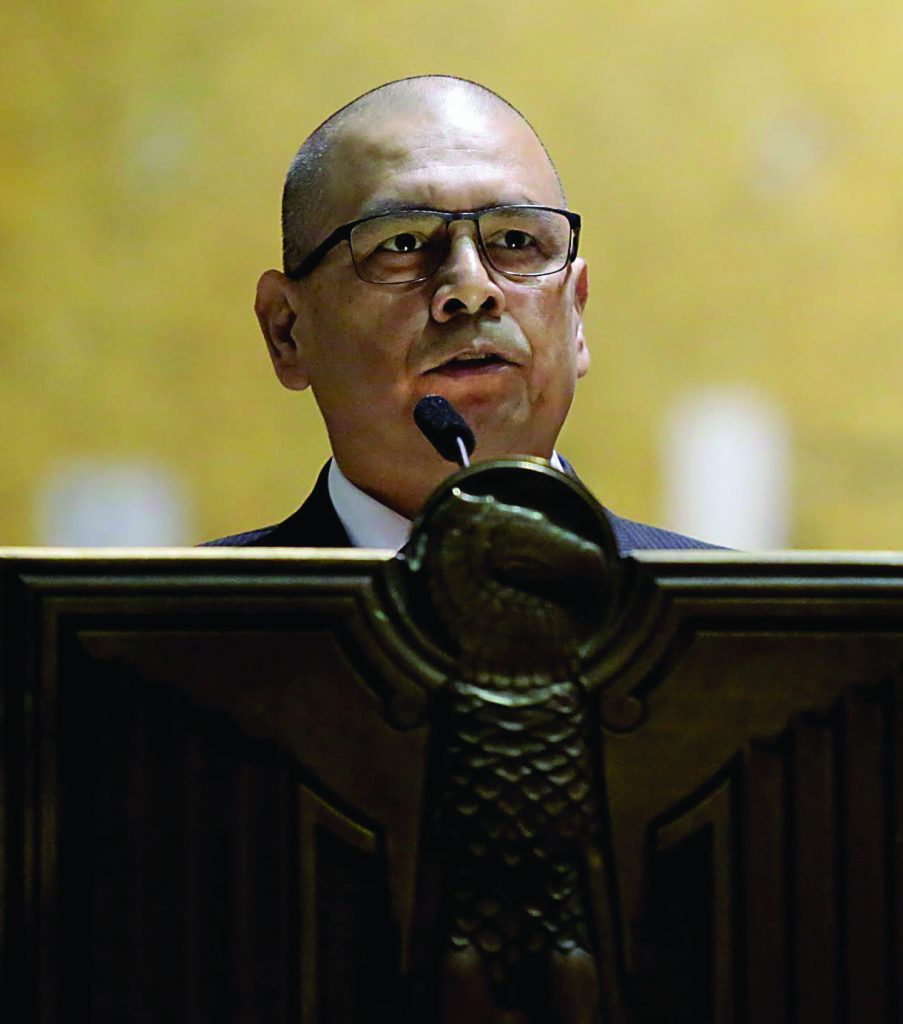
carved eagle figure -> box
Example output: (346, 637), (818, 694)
(409, 487), (611, 1024)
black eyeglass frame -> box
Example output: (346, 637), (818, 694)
(286, 205), (582, 283)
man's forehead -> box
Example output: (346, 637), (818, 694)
(339, 86), (527, 155)
(320, 96), (560, 219)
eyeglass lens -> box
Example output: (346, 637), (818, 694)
(349, 208), (572, 284)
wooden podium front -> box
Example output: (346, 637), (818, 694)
(2, 462), (902, 1023)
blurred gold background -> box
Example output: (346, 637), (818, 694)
(3, 0), (902, 547)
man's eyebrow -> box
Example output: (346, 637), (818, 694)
(357, 197), (542, 218)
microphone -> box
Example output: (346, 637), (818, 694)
(413, 395), (476, 468)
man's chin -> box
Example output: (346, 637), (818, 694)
(460, 413), (556, 464)
(405, 381), (559, 463)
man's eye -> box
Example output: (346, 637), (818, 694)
(488, 229), (536, 250)
(378, 232), (424, 253)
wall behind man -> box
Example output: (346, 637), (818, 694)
(3, 0), (902, 548)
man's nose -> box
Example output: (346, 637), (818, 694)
(429, 231), (506, 323)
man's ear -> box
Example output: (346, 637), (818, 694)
(572, 259), (590, 379)
(254, 269), (310, 391)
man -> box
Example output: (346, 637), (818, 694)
(210, 75), (712, 552)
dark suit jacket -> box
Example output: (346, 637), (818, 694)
(205, 462), (719, 553)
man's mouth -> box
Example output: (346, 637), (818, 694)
(425, 352), (512, 378)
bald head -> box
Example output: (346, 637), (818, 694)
(281, 76), (564, 275)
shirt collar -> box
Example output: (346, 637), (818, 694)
(327, 452), (566, 551)
(327, 459), (412, 550)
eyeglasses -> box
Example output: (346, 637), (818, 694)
(287, 205), (581, 284)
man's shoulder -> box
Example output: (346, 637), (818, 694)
(604, 509), (722, 552)
(201, 525), (282, 547)
(558, 456), (720, 552)
(201, 464), (350, 548)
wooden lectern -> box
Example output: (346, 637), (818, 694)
(2, 460), (901, 1023)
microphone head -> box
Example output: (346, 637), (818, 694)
(413, 395), (476, 465)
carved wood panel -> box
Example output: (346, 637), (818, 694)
(2, 535), (903, 1023)
(617, 667), (903, 1024)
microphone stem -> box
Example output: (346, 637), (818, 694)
(455, 435), (471, 468)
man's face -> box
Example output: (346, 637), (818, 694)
(264, 91), (589, 516)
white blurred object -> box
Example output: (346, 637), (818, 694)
(37, 461), (192, 546)
(750, 108), (834, 198)
(661, 388), (791, 550)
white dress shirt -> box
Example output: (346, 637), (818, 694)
(327, 454), (565, 551)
